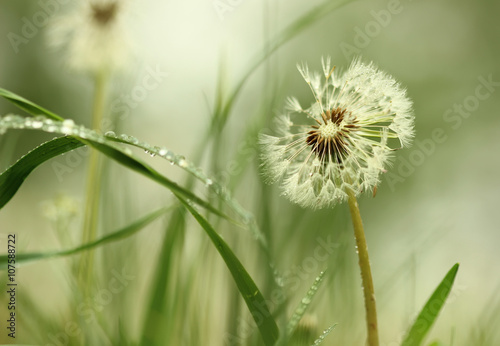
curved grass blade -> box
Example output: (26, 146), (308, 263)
(279, 270), (328, 344)
(401, 263), (460, 346)
(0, 88), (62, 121)
(178, 196), (279, 346)
(311, 324), (337, 345)
(140, 207), (186, 345)
(0, 117), (228, 219)
(0, 136), (84, 209)
(0, 207), (170, 270)
(87, 140), (226, 218)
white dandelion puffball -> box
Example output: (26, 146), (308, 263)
(260, 57), (414, 209)
(47, 0), (134, 74)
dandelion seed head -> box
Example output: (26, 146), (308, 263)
(47, 0), (135, 74)
(259, 58), (414, 209)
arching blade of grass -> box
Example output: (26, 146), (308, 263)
(140, 206), (186, 346)
(0, 136), (84, 209)
(277, 270), (328, 345)
(0, 88), (63, 121)
(0, 90), (234, 221)
(0, 207), (170, 270)
(401, 263), (460, 346)
(178, 196), (280, 346)
(312, 324), (337, 345)
(0, 124), (227, 219)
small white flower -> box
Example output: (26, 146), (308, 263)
(47, 0), (134, 74)
(260, 58), (414, 209)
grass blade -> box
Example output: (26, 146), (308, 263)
(0, 136), (84, 209)
(0, 207), (170, 270)
(0, 87), (63, 121)
(401, 263), (460, 346)
(178, 196), (280, 346)
(282, 270), (328, 343)
(140, 206), (186, 345)
(0, 116), (228, 219)
(311, 324), (337, 345)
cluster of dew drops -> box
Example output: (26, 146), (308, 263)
(0, 115), (219, 189)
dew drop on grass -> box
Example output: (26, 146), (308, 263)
(178, 156), (187, 167)
(301, 297), (311, 305)
(61, 119), (75, 134)
(105, 131), (116, 137)
(158, 148), (168, 156)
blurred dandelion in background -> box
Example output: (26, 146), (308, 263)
(47, 0), (134, 74)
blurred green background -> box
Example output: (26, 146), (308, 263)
(0, 0), (499, 345)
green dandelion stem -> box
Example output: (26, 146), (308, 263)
(347, 190), (379, 346)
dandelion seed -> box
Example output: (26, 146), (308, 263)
(47, 0), (134, 74)
(260, 58), (414, 209)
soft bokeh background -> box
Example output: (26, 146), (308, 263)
(1, 0), (499, 345)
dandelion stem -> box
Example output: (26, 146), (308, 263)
(79, 71), (108, 291)
(346, 190), (379, 346)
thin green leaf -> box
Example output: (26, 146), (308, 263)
(178, 196), (279, 346)
(282, 270), (328, 343)
(311, 324), (337, 345)
(0, 88), (62, 121)
(0, 137), (84, 209)
(140, 207), (186, 345)
(0, 207), (169, 270)
(402, 263), (460, 346)
(0, 117), (228, 219)
(87, 140), (226, 218)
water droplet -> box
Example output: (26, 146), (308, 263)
(158, 148), (168, 156)
(105, 131), (116, 137)
(178, 155), (187, 167)
(205, 179), (213, 186)
(61, 119), (75, 134)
